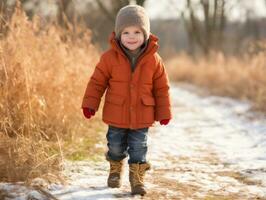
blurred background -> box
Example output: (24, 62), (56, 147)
(0, 0), (265, 183)
(1, 0), (266, 56)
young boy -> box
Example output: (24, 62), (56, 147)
(81, 5), (172, 195)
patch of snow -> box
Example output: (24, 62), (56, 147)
(1, 83), (266, 199)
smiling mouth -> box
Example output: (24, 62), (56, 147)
(127, 42), (137, 44)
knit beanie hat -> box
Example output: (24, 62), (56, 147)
(115, 5), (150, 41)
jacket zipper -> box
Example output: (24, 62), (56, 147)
(128, 59), (133, 129)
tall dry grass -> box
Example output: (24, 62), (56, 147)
(0, 7), (104, 182)
(166, 45), (266, 112)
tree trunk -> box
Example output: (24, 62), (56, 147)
(184, 0), (226, 56)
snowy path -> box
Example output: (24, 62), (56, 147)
(1, 83), (266, 200)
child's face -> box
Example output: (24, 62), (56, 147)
(120, 26), (144, 52)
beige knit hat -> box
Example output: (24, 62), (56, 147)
(115, 5), (150, 41)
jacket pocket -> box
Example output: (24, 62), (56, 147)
(141, 96), (155, 106)
(140, 96), (155, 123)
(103, 94), (126, 124)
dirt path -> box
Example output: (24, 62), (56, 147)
(52, 83), (266, 200)
(1, 83), (266, 199)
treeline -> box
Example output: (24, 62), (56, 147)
(1, 0), (266, 56)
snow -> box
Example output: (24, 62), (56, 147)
(168, 84), (266, 173)
(1, 83), (266, 199)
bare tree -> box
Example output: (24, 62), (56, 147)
(0, 0), (8, 15)
(56, 0), (73, 28)
(136, 0), (146, 6)
(95, 0), (147, 23)
(182, 0), (227, 55)
(96, 0), (130, 23)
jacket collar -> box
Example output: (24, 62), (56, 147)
(108, 31), (159, 59)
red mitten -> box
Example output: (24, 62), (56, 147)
(160, 119), (170, 125)
(82, 108), (95, 119)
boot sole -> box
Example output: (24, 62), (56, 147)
(131, 192), (146, 196)
(131, 187), (147, 195)
(108, 185), (121, 188)
(107, 183), (121, 188)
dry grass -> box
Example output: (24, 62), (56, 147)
(166, 48), (266, 112)
(0, 7), (105, 182)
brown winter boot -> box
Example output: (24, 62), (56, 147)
(106, 158), (124, 188)
(129, 163), (151, 195)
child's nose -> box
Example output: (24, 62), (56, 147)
(129, 33), (135, 37)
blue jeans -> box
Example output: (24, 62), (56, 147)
(106, 125), (149, 164)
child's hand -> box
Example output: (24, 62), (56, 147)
(160, 119), (170, 125)
(82, 108), (95, 119)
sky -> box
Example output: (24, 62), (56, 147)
(145, 0), (266, 21)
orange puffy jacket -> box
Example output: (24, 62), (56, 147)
(82, 32), (172, 129)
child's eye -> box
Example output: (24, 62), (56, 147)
(122, 32), (129, 34)
(135, 31), (141, 34)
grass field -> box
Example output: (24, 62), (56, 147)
(0, 7), (105, 183)
(166, 49), (266, 113)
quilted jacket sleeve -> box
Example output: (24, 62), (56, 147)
(81, 54), (111, 111)
(152, 57), (172, 121)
